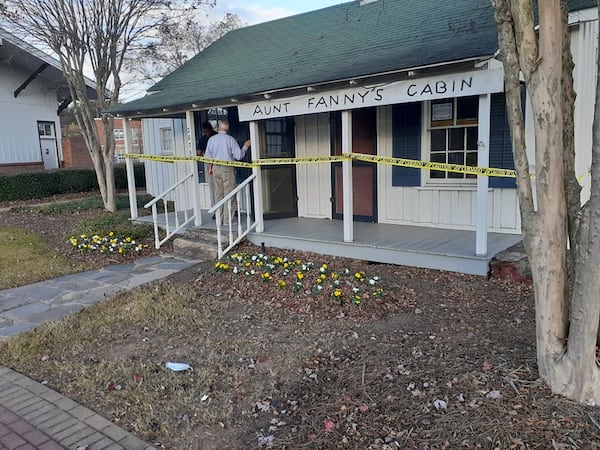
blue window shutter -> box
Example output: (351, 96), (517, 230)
(489, 93), (517, 188)
(392, 102), (421, 186)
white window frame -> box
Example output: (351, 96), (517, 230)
(423, 97), (479, 186)
(160, 127), (174, 155)
(38, 122), (55, 137)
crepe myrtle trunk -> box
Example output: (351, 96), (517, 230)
(493, 0), (600, 405)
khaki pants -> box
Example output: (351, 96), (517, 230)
(212, 165), (237, 223)
(204, 163), (216, 205)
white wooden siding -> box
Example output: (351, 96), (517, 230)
(142, 119), (179, 201)
(295, 113), (332, 219)
(142, 117), (212, 210)
(0, 65), (62, 165)
(377, 105), (521, 233)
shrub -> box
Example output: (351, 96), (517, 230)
(0, 164), (146, 202)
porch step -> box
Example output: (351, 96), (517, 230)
(173, 229), (219, 260)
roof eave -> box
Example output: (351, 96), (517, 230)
(108, 55), (497, 118)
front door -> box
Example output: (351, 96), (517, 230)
(260, 117), (298, 219)
(38, 121), (59, 169)
(331, 108), (377, 222)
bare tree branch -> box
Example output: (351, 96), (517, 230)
(1, 0), (213, 212)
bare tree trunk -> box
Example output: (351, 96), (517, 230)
(492, 0), (600, 404)
(560, 0), (582, 297)
(556, 2), (600, 403)
(101, 115), (117, 213)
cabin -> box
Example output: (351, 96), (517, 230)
(108, 0), (598, 275)
(0, 28), (96, 174)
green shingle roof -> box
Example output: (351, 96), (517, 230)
(110, 0), (598, 116)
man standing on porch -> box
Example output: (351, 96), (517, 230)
(205, 120), (251, 222)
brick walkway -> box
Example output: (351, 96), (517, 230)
(0, 367), (155, 450)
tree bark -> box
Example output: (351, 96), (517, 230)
(493, 0), (600, 405)
(560, 0), (582, 295)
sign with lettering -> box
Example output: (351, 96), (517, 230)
(238, 69), (504, 121)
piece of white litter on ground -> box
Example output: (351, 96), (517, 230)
(433, 399), (447, 410)
(485, 390), (502, 399)
(166, 362), (192, 371)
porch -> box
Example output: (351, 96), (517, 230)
(134, 212), (521, 276)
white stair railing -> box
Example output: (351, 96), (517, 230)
(208, 174), (257, 259)
(145, 172), (197, 249)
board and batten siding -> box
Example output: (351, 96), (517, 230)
(295, 113), (332, 219)
(377, 105), (521, 233)
(0, 65), (62, 164)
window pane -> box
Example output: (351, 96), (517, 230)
(448, 151), (465, 165)
(448, 152), (465, 178)
(431, 129), (446, 151)
(466, 152), (478, 178)
(160, 128), (173, 152)
(466, 127), (478, 150)
(465, 151), (478, 166)
(449, 128), (465, 150)
(457, 96), (478, 121)
(430, 152), (446, 178)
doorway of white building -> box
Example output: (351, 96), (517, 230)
(37, 121), (59, 169)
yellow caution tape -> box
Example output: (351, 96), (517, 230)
(346, 153), (517, 178)
(124, 152), (517, 177)
(124, 153), (254, 168)
(256, 155), (348, 166)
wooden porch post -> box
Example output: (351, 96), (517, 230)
(476, 94), (491, 256)
(186, 110), (202, 226)
(123, 118), (138, 219)
(249, 120), (264, 233)
(342, 110), (353, 242)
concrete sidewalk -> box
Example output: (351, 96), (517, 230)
(0, 254), (200, 449)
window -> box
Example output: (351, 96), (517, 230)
(113, 128), (124, 140)
(131, 128), (139, 143)
(428, 96), (478, 181)
(38, 122), (54, 137)
(160, 127), (174, 154)
(260, 118), (295, 158)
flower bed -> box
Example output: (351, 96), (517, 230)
(215, 252), (384, 306)
(68, 232), (147, 255)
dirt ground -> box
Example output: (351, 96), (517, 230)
(1, 198), (600, 449)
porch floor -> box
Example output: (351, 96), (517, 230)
(134, 212), (521, 276)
